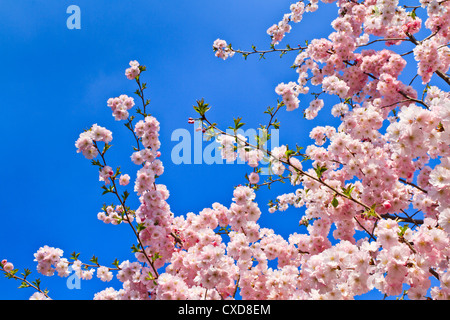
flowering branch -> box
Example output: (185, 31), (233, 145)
(1, 261), (50, 299)
(200, 114), (384, 220)
(229, 43), (306, 60)
(92, 136), (159, 279)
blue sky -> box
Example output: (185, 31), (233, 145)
(0, 1), (439, 300)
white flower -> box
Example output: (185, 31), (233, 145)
(438, 208), (450, 234)
(429, 165), (450, 188)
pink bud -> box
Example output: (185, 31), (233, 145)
(382, 200), (392, 210)
(3, 262), (14, 273)
(248, 172), (260, 184)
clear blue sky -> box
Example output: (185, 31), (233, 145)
(0, 1), (437, 299)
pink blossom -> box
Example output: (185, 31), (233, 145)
(125, 60), (140, 80)
(119, 174), (131, 186)
(99, 166), (114, 185)
(213, 39), (235, 60)
(3, 262), (14, 273)
(248, 172), (260, 184)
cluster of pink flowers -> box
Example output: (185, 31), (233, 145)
(11, 0), (450, 301)
(134, 115), (161, 150)
(212, 39), (235, 60)
(107, 94), (135, 120)
(266, 1), (307, 45)
(125, 60), (140, 80)
(304, 98), (324, 120)
(33, 246), (65, 277)
(75, 124), (112, 159)
(216, 134), (237, 162)
(1, 260), (14, 273)
(99, 165), (114, 185)
(275, 82), (300, 111)
(216, 133), (265, 167)
(97, 204), (133, 225)
(414, 39), (450, 84)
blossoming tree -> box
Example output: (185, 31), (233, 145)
(2, 0), (450, 300)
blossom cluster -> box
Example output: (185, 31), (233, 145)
(107, 94), (135, 121)
(275, 82), (301, 111)
(125, 60), (141, 80)
(9, 0), (450, 301)
(266, 1), (307, 45)
(97, 204), (134, 225)
(212, 39), (235, 60)
(74, 124), (113, 159)
(209, 0), (450, 300)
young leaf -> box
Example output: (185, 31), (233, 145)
(193, 98), (211, 117)
(314, 165), (328, 179)
(18, 282), (30, 289)
(398, 225), (409, 237)
(331, 196), (339, 208)
(136, 223), (146, 233)
(70, 251), (80, 261)
(342, 184), (355, 198)
(90, 255), (98, 265)
(112, 259), (120, 268)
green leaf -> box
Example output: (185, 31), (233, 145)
(131, 244), (140, 253)
(136, 223), (146, 233)
(113, 166), (121, 178)
(112, 259), (120, 268)
(314, 165), (328, 179)
(21, 269), (32, 279)
(145, 271), (155, 281)
(89, 255), (98, 265)
(152, 253), (162, 262)
(398, 225), (409, 237)
(229, 117), (245, 131)
(331, 196), (339, 208)
(285, 148), (296, 159)
(102, 143), (112, 155)
(101, 185), (113, 195)
(363, 204), (378, 218)
(32, 278), (41, 289)
(193, 98), (211, 117)
(70, 251), (80, 261)
(91, 159), (101, 167)
(342, 184), (355, 198)
(264, 106), (274, 115)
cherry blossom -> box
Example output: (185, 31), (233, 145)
(3, 0), (450, 301)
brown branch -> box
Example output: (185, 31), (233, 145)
(399, 178), (428, 194)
